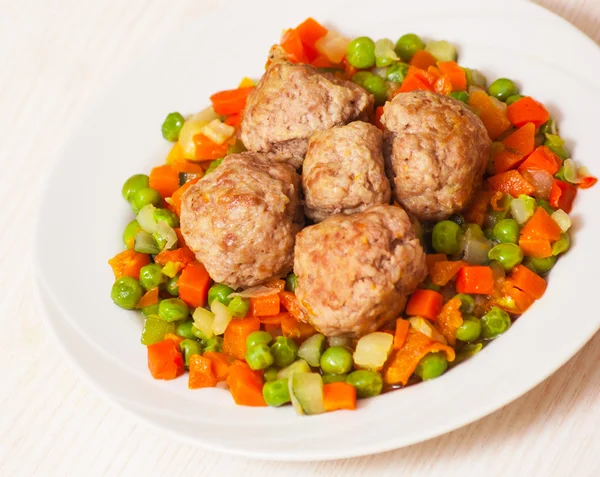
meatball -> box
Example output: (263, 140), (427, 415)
(294, 204), (426, 338)
(180, 152), (303, 289)
(381, 90), (491, 221)
(302, 121), (391, 222)
(240, 46), (374, 168)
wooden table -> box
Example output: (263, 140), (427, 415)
(2, 0), (599, 475)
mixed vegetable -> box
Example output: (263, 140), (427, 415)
(108, 18), (596, 415)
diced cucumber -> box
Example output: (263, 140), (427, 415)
(290, 373), (326, 415)
(425, 40), (457, 62)
(277, 359), (311, 380)
(297, 334), (325, 367)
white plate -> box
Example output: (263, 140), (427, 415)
(35, 0), (600, 461)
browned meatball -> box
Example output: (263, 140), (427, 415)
(302, 121), (391, 222)
(382, 91), (491, 221)
(240, 46), (374, 168)
(294, 205), (426, 338)
(180, 152), (303, 289)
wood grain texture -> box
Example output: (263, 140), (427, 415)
(1, 0), (599, 475)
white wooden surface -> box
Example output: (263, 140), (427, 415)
(2, 0), (600, 475)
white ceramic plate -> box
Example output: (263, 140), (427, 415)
(35, 0), (600, 461)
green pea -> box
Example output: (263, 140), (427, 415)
(270, 336), (298, 368)
(345, 36), (376, 69)
(386, 62), (409, 83)
(351, 71), (372, 87)
(544, 134), (570, 160)
(432, 220), (462, 255)
(415, 352), (448, 380)
(395, 33), (425, 62)
(488, 78), (519, 101)
(420, 279), (441, 292)
(204, 336), (223, 353)
(262, 379), (291, 407)
(123, 220), (142, 249)
(453, 343), (483, 365)
(154, 208), (179, 228)
(552, 233), (570, 256)
(111, 277), (143, 310)
(205, 158), (223, 175)
(347, 370), (383, 398)
(506, 94), (524, 106)
(179, 339), (202, 367)
(285, 273), (298, 293)
(158, 298), (189, 322)
(227, 296), (250, 318)
(264, 366), (280, 382)
(141, 302), (160, 317)
(161, 112), (185, 142)
(450, 91), (470, 103)
(481, 306), (511, 339)
(493, 219), (520, 244)
(191, 325), (209, 341)
(488, 243), (523, 271)
(536, 199), (555, 215)
(362, 74), (388, 106)
(456, 318), (482, 342)
(322, 374), (349, 384)
(246, 343), (274, 370)
(454, 293), (475, 314)
(208, 283), (234, 306)
(139, 263), (166, 290)
(320, 346), (353, 375)
(524, 256), (557, 274)
(122, 174), (149, 202)
(165, 275), (179, 296)
(130, 187), (162, 214)
(246, 331), (273, 349)
(140, 315), (175, 345)
(175, 320), (197, 340)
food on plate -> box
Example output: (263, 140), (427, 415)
(240, 45), (373, 168)
(108, 18), (596, 415)
(180, 152), (303, 289)
(302, 121), (391, 222)
(382, 90), (491, 221)
(294, 204), (426, 337)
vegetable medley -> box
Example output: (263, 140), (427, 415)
(108, 18), (596, 415)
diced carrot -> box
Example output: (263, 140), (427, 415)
(431, 260), (466, 287)
(518, 146), (561, 176)
(169, 177), (201, 217)
(405, 289), (444, 321)
(279, 291), (307, 322)
(311, 54), (337, 68)
(506, 96), (550, 128)
(259, 312), (287, 325)
(504, 284), (536, 313)
(178, 261), (212, 309)
(264, 278), (286, 292)
(188, 354), (218, 389)
(435, 297), (463, 346)
(549, 179), (577, 213)
(437, 61), (467, 91)
(398, 67), (434, 93)
(154, 246), (195, 268)
(502, 122), (536, 156)
(223, 317), (261, 360)
(518, 237), (553, 258)
(488, 170), (535, 197)
(579, 176), (598, 189)
(490, 191), (506, 211)
(455, 266), (495, 295)
(192, 134), (230, 161)
(410, 50), (437, 70)
(375, 106), (384, 130)
(203, 351), (233, 382)
(136, 287), (159, 309)
(227, 360), (267, 407)
(425, 253), (447, 277)
(393, 319), (410, 349)
(434, 74), (453, 95)
(510, 265), (547, 299)
(264, 323), (282, 338)
(281, 314), (317, 339)
(224, 113), (242, 128)
(468, 90), (512, 140)
(280, 28), (308, 63)
(464, 189), (494, 226)
(295, 17), (328, 49)
(520, 207), (562, 242)
(250, 294), (281, 317)
(171, 156), (204, 174)
(147, 339), (184, 380)
(164, 333), (184, 345)
(149, 164), (179, 198)
(323, 382), (357, 412)
(494, 149), (525, 174)
(427, 66), (442, 82)
(108, 249), (150, 279)
(210, 87), (256, 116)
(166, 141), (184, 164)
(384, 328), (455, 385)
